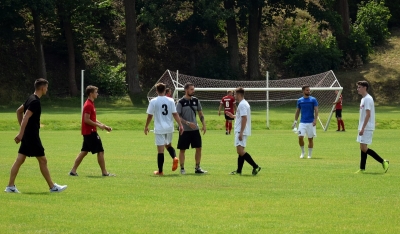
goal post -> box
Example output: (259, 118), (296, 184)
(147, 70), (343, 131)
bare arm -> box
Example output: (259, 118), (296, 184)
(16, 104), (24, 126)
(84, 113), (110, 131)
(198, 110), (206, 134)
(144, 114), (153, 135)
(173, 112), (184, 135)
(240, 115), (247, 133)
(313, 106), (319, 126)
(218, 103), (223, 116)
(359, 109), (371, 135)
(14, 110), (33, 143)
(294, 108), (300, 122)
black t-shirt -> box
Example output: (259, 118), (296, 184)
(23, 94), (41, 135)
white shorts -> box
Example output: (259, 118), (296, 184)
(234, 132), (248, 147)
(298, 123), (317, 138)
(155, 133), (173, 146)
(356, 130), (373, 145)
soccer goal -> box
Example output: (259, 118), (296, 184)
(147, 70), (343, 131)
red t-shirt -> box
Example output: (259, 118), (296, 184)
(335, 95), (343, 110)
(220, 95), (236, 114)
(81, 99), (97, 135)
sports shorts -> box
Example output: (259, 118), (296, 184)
(356, 130), (373, 145)
(155, 133), (173, 146)
(298, 123), (317, 138)
(18, 133), (45, 157)
(177, 130), (202, 149)
(335, 109), (342, 118)
(81, 132), (104, 154)
(234, 132), (248, 147)
(224, 113), (234, 121)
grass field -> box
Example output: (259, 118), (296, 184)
(1, 105), (400, 233)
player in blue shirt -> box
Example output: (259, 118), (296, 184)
(292, 85), (319, 159)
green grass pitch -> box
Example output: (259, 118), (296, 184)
(0, 105), (399, 233)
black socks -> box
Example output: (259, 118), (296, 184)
(157, 153), (164, 173)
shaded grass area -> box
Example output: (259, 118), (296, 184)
(0, 130), (399, 233)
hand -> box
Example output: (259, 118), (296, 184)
(179, 125), (184, 135)
(225, 111), (234, 119)
(238, 132), (243, 141)
(292, 120), (297, 129)
(312, 120), (316, 126)
(144, 127), (149, 135)
(359, 129), (364, 136)
(105, 126), (112, 132)
(188, 122), (197, 130)
(14, 134), (22, 144)
(202, 125), (206, 135)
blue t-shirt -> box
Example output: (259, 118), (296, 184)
(297, 96), (318, 123)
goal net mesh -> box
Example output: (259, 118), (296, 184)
(147, 70), (342, 130)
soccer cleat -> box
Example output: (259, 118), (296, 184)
(102, 173), (116, 177)
(230, 171), (241, 175)
(172, 157), (179, 171)
(195, 167), (207, 174)
(307, 156), (312, 159)
(354, 169), (365, 174)
(180, 169), (186, 175)
(153, 171), (164, 176)
(252, 167), (261, 176)
(69, 171), (78, 176)
(50, 183), (67, 193)
(382, 160), (389, 173)
(300, 154), (304, 159)
(4, 185), (20, 193)
(225, 131), (228, 135)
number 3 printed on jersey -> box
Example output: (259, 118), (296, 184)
(162, 104), (168, 115)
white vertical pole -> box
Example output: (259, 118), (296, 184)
(266, 71), (269, 129)
(81, 70), (85, 114)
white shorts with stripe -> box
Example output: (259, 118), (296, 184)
(356, 130), (373, 145)
(155, 133), (173, 146)
(297, 123), (317, 138)
(234, 132), (248, 147)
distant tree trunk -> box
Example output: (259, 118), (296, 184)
(124, 0), (141, 94)
(224, 0), (244, 79)
(247, 1), (261, 80)
(31, 8), (47, 79)
(335, 0), (350, 50)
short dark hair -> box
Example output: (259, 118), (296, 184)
(34, 78), (49, 90)
(235, 87), (244, 95)
(184, 82), (194, 90)
(302, 85), (310, 91)
(155, 83), (166, 93)
(86, 85), (98, 96)
(357, 81), (369, 91)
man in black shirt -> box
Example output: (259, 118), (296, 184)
(4, 78), (67, 193)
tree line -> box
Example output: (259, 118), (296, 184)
(0, 0), (397, 100)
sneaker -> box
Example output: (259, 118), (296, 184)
(180, 168), (186, 175)
(50, 183), (67, 193)
(172, 157), (179, 171)
(69, 171), (78, 176)
(225, 131), (228, 135)
(154, 171), (164, 176)
(300, 154), (304, 159)
(252, 167), (261, 175)
(102, 173), (116, 177)
(195, 167), (207, 174)
(4, 185), (20, 193)
(230, 171), (241, 175)
(382, 160), (389, 173)
(354, 169), (365, 174)
(307, 156), (312, 159)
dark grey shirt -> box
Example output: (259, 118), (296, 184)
(176, 96), (202, 131)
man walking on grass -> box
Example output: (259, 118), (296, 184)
(5, 78), (67, 193)
(226, 87), (261, 176)
(355, 81), (389, 174)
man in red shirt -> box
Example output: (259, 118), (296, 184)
(69, 85), (115, 176)
(333, 90), (345, 131)
(218, 90), (236, 135)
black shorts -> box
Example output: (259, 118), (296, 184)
(81, 132), (104, 154)
(18, 133), (45, 157)
(224, 113), (234, 121)
(335, 109), (342, 118)
(177, 130), (202, 150)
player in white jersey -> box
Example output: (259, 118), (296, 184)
(355, 81), (389, 174)
(226, 87), (261, 176)
(145, 83), (184, 175)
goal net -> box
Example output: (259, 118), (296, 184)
(147, 70), (342, 131)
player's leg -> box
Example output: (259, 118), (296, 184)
(361, 131), (389, 172)
(70, 151), (89, 175)
(70, 134), (91, 175)
(192, 130), (206, 173)
(154, 134), (166, 175)
(225, 120), (229, 134)
(7, 153), (26, 187)
(306, 124), (316, 158)
(165, 133), (178, 171)
(36, 156), (54, 188)
(307, 138), (314, 158)
(228, 120), (232, 134)
(177, 131), (190, 174)
(298, 123), (306, 158)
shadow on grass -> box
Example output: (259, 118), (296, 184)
(85, 175), (117, 178)
(22, 192), (50, 195)
(363, 172), (386, 175)
(150, 174), (181, 177)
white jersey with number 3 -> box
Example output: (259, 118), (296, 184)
(234, 99), (251, 136)
(146, 96), (177, 134)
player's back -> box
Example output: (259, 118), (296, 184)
(221, 95), (236, 113)
(149, 96), (177, 134)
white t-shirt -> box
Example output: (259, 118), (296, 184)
(146, 96), (177, 134)
(358, 94), (375, 131)
(234, 99), (251, 136)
